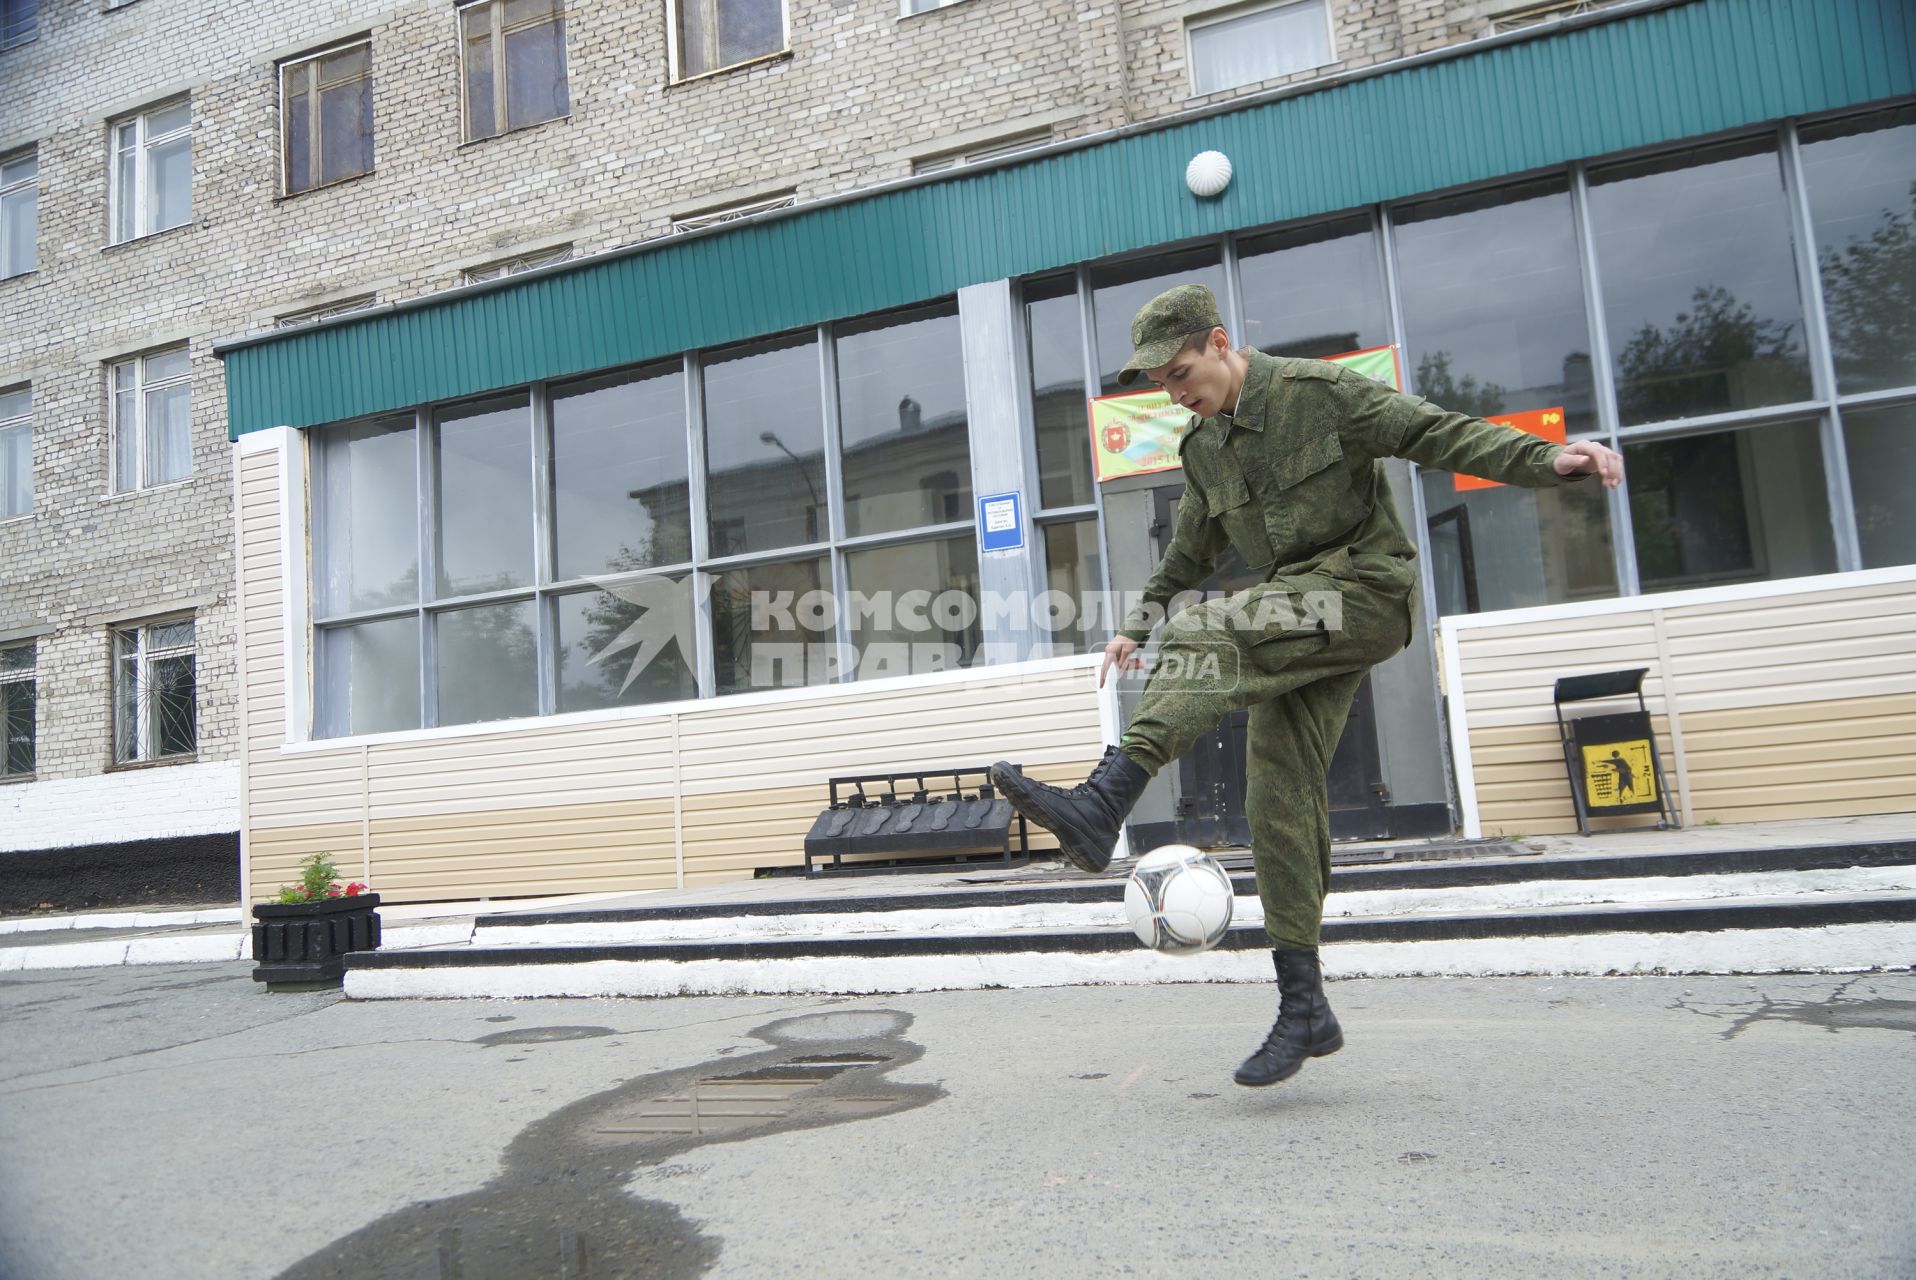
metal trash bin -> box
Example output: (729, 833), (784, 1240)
(1552, 667), (1682, 837)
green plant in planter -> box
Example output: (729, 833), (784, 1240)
(276, 852), (368, 904)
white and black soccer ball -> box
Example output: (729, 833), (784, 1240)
(1123, 844), (1235, 955)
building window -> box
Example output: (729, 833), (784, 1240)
(834, 301), (971, 538)
(0, 385), (27, 519)
(0, 642), (31, 778)
(459, 0), (569, 142)
(669, 193), (794, 233)
(281, 40), (374, 196)
(1625, 420), (1836, 592)
(110, 101), (192, 245)
(1395, 178), (1616, 614)
(310, 299), (982, 736)
(1, 150), (35, 278)
(0, 0), (35, 50)
(911, 131), (1051, 175)
(462, 244), (572, 284)
(113, 618), (196, 763)
(109, 347), (192, 491)
(671, 0), (786, 80)
(1188, 0), (1332, 97)
(1800, 105), (1916, 396)
(1588, 138), (1812, 425)
(275, 295), (378, 329)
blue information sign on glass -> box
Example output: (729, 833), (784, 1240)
(977, 491), (1023, 555)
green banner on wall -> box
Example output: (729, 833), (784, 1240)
(1089, 344), (1403, 482)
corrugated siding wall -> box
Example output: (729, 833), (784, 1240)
(1448, 572), (1916, 836)
(235, 437), (1100, 905)
(219, 0), (1916, 436)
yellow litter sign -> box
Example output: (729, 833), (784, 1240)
(1580, 740), (1657, 808)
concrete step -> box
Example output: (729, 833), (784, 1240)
(344, 881), (1916, 999)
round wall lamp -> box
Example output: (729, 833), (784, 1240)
(1185, 150), (1233, 198)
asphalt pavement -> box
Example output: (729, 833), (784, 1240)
(1, 964), (1912, 1279)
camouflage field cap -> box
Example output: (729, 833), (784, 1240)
(1116, 283), (1225, 385)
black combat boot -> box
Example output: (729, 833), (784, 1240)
(988, 746), (1149, 873)
(1233, 947), (1343, 1087)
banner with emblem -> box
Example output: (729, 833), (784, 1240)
(1089, 344), (1403, 483)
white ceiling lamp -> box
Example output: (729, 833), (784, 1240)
(1185, 150), (1233, 198)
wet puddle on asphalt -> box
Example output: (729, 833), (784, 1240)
(275, 1009), (939, 1280)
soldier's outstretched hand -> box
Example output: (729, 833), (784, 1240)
(1553, 439), (1623, 487)
(1099, 635), (1142, 688)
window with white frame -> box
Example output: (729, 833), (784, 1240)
(276, 295), (378, 329)
(911, 130), (1053, 176)
(1, 150), (35, 278)
(281, 40), (374, 196)
(113, 619), (196, 763)
(1188, 0), (1333, 97)
(0, 385), (28, 519)
(0, 0), (35, 50)
(0, 642), (32, 778)
(459, 0), (569, 142)
(462, 244), (572, 283)
(900, 0), (960, 14)
(109, 347), (191, 491)
(109, 101), (192, 244)
(670, 0), (786, 80)
(669, 193), (794, 233)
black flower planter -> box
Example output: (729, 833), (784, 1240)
(251, 893), (381, 989)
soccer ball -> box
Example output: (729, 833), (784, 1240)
(1123, 844), (1235, 955)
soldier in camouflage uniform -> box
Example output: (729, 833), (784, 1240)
(991, 284), (1621, 1088)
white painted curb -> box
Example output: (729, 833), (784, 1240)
(343, 923), (1916, 999)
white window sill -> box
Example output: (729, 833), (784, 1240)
(1, 268), (35, 284)
(900, 0), (973, 19)
(667, 49), (792, 87)
(98, 477), (195, 502)
(458, 114), (570, 151)
(102, 221), (198, 254)
(0, 511), (33, 526)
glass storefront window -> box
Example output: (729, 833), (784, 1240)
(551, 365), (691, 582)
(1419, 465), (1616, 616)
(710, 557), (833, 694)
(435, 600), (538, 726)
(1238, 215), (1390, 361)
(1590, 139), (1813, 425)
(315, 417), (418, 614)
(1625, 419), (1835, 593)
(434, 396), (533, 598)
(1840, 402), (1916, 569)
(555, 579), (698, 711)
(844, 535), (981, 681)
(1089, 247), (1225, 394)
(1042, 518), (1107, 655)
(703, 333), (826, 557)
(1800, 106), (1916, 396)
(1025, 273), (1094, 510)
(316, 617), (420, 737)
(835, 302), (972, 538)
(1394, 178), (1597, 435)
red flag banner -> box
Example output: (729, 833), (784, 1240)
(1452, 407), (1567, 491)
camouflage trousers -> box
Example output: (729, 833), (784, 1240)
(1119, 552), (1413, 949)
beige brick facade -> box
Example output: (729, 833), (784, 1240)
(0, 0), (1613, 830)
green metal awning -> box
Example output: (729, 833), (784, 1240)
(218, 0), (1916, 438)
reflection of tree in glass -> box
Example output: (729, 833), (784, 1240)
(1820, 182), (1916, 391)
(1414, 351), (1507, 419)
(1614, 285), (1799, 423)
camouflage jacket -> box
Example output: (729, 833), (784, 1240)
(1118, 350), (1586, 642)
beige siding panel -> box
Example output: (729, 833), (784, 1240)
(1452, 575), (1916, 832)
(242, 656), (1104, 900)
(247, 822), (362, 902)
